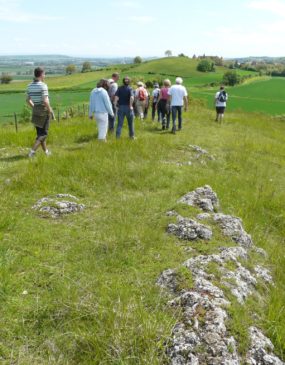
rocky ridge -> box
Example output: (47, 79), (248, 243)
(158, 186), (284, 365)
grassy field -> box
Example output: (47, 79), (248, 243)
(1, 57), (285, 123)
(192, 77), (285, 115)
(0, 105), (284, 364)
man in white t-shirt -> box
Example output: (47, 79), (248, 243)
(108, 72), (119, 131)
(215, 86), (228, 123)
(168, 77), (188, 133)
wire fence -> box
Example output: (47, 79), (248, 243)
(0, 103), (90, 132)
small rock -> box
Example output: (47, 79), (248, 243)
(179, 185), (219, 212)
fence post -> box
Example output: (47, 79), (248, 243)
(14, 113), (18, 133)
(57, 109), (60, 123)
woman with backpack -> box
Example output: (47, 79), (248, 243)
(215, 86), (228, 123)
(135, 81), (148, 121)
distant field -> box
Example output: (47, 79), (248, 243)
(192, 78), (285, 115)
(1, 58), (285, 122)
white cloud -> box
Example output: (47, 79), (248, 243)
(120, 1), (141, 8)
(128, 15), (155, 23)
(247, 0), (285, 16)
(0, 0), (63, 22)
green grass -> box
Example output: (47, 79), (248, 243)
(192, 77), (285, 115)
(0, 104), (284, 363)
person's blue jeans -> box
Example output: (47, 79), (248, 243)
(116, 105), (135, 138)
(171, 106), (182, 131)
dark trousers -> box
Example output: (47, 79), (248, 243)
(108, 103), (117, 130)
(171, 106), (182, 131)
(158, 100), (170, 128)
(152, 102), (160, 121)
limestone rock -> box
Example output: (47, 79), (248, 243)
(246, 327), (284, 365)
(168, 216), (212, 241)
(179, 185), (219, 212)
(213, 213), (253, 248)
(33, 194), (85, 218)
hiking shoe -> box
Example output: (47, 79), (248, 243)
(130, 136), (137, 140)
(28, 150), (36, 158)
(45, 149), (52, 156)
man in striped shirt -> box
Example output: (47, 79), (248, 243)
(26, 67), (53, 157)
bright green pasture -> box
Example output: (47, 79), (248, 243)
(192, 77), (285, 115)
(0, 107), (284, 363)
(0, 91), (90, 117)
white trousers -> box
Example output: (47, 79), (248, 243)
(95, 112), (108, 140)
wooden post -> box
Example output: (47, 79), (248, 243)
(57, 109), (60, 123)
(14, 113), (18, 133)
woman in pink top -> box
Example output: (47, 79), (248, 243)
(156, 79), (171, 130)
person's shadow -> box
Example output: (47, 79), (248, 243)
(75, 134), (97, 143)
(0, 155), (27, 162)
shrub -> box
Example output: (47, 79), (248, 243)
(0, 74), (12, 84)
(222, 71), (241, 86)
(197, 60), (215, 72)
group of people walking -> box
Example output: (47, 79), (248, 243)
(26, 67), (228, 156)
(88, 73), (189, 141)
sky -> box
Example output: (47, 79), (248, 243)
(1, 0), (285, 58)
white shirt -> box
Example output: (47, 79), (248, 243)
(168, 84), (188, 106)
(215, 91), (228, 107)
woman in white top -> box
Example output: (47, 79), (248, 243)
(89, 79), (114, 141)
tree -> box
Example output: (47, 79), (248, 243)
(133, 56), (142, 64)
(81, 61), (92, 73)
(0, 73), (12, 84)
(197, 59), (215, 72)
(178, 53), (187, 57)
(165, 50), (172, 57)
(222, 71), (241, 86)
(65, 64), (76, 75)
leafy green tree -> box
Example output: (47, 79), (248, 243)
(197, 60), (215, 72)
(81, 61), (92, 73)
(0, 73), (12, 84)
(165, 50), (172, 57)
(133, 56), (142, 64)
(222, 71), (241, 86)
(65, 64), (76, 75)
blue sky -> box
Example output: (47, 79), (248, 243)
(0, 0), (285, 57)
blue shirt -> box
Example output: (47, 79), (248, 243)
(89, 87), (114, 117)
(115, 85), (133, 106)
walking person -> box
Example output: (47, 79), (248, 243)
(151, 83), (160, 122)
(114, 77), (135, 139)
(135, 81), (148, 121)
(215, 86), (228, 123)
(157, 79), (171, 130)
(168, 77), (188, 134)
(26, 67), (53, 157)
(108, 72), (120, 132)
(144, 85), (150, 119)
(89, 79), (114, 141)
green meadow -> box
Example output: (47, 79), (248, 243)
(0, 103), (284, 363)
(0, 57), (262, 123)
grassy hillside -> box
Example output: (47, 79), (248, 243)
(193, 77), (285, 114)
(1, 57), (285, 122)
(0, 105), (284, 364)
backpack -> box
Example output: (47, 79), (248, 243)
(218, 91), (227, 103)
(138, 88), (146, 101)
